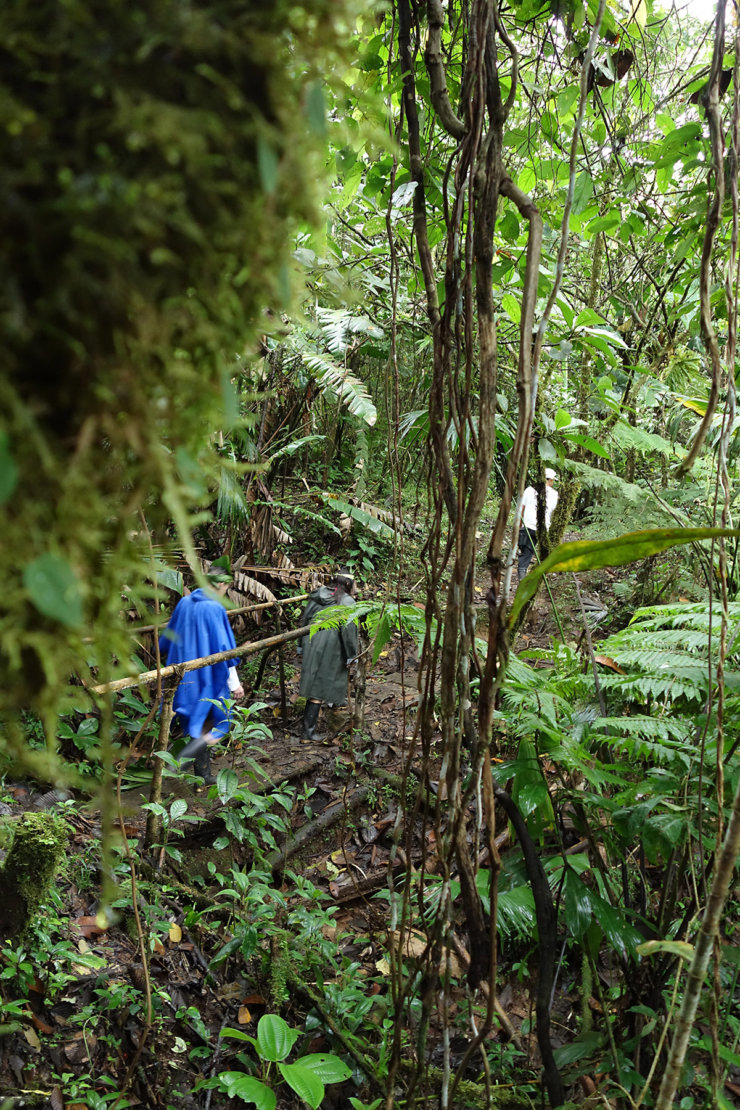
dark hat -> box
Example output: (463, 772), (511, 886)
(206, 556), (232, 584)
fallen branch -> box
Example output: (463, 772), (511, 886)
(128, 593), (309, 636)
(88, 625), (311, 695)
(329, 858), (406, 903)
(265, 784), (372, 873)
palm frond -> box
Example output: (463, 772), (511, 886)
(229, 576), (277, 606)
(216, 465), (250, 527)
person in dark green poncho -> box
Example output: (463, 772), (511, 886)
(298, 572), (358, 740)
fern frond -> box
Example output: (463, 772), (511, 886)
(611, 420), (679, 458)
(562, 459), (643, 500)
(596, 715), (692, 742)
(598, 673), (708, 703)
(301, 351), (377, 426)
(315, 306), (384, 354)
(322, 493), (396, 539)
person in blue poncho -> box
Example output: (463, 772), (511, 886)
(159, 564), (244, 784)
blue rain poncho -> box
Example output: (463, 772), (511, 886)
(159, 589), (239, 740)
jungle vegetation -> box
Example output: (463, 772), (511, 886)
(1, 0), (740, 1107)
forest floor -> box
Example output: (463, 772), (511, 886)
(0, 547), (642, 1110)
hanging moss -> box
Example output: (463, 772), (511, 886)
(0, 812), (68, 939)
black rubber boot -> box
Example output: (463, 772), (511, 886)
(193, 746), (216, 786)
(302, 700), (324, 741)
(178, 736), (208, 763)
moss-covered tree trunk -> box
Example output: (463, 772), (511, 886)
(0, 812), (68, 939)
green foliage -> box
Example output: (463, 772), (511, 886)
(510, 527), (740, 626)
(212, 1014), (351, 1109)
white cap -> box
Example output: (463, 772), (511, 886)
(545, 468), (557, 480)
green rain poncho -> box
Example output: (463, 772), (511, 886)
(299, 586), (358, 704)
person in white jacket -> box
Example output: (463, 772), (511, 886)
(517, 468), (558, 578)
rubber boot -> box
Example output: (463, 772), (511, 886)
(178, 735), (208, 763)
(193, 745), (216, 786)
(302, 700), (324, 741)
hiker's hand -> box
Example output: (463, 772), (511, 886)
(233, 684), (245, 701)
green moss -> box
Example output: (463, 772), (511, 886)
(0, 812), (68, 939)
(422, 1074), (535, 1108)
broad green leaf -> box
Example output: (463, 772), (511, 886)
(586, 214), (621, 234)
(636, 939), (694, 961)
(578, 325), (628, 349)
(297, 1053), (352, 1084)
(563, 433), (611, 459)
(538, 438), (558, 461)
(217, 768), (239, 804)
(24, 553), (84, 628)
(629, 0), (647, 28)
(499, 210), (520, 242)
(372, 611), (393, 664)
(509, 528), (740, 628)
(501, 293), (521, 325)
(509, 737), (553, 838)
(256, 1014), (299, 1062)
(169, 799), (188, 821)
(696, 1036), (740, 1070)
(216, 1072), (276, 1110)
(572, 171), (593, 215)
(156, 566), (183, 594)
(678, 397), (708, 416)
(0, 433), (18, 504)
(554, 409), (572, 430)
(574, 308), (604, 328)
(518, 165), (536, 193)
(564, 868), (592, 939)
(552, 1031), (605, 1067)
(220, 1026), (257, 1043)
(278, 1062), (325, 1109)
(555, 296), (574, 328)
(557, 85), (579, 116)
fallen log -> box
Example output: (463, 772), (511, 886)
(329, 857), (407, 903)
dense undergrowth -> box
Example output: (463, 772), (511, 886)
(2, 534), (740, 1108)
